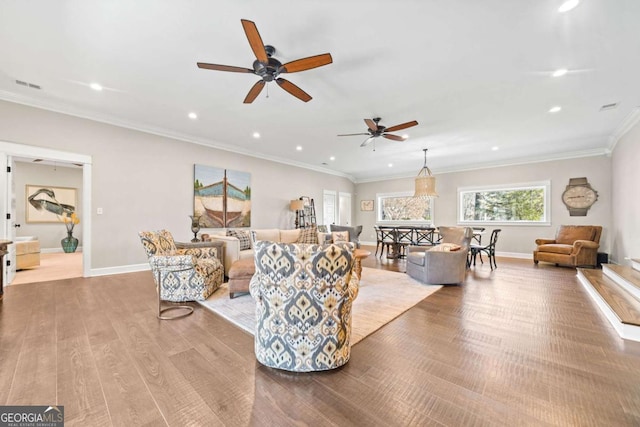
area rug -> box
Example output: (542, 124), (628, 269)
(198, 267), (442, 345)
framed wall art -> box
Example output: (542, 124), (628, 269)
(26, 185), (77, 223)
(194, 164), (251, 228)
(361, 200), (374, 211)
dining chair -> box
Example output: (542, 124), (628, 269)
(413, 227), (436, 246)
(374, 226), (384, 257)
(394, 227), (414, 258)
(378, 226), (396, 258)
(470, 229), (501, 270)
(472, 227), (486, 245)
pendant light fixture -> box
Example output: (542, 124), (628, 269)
(414, 148), (438, 198)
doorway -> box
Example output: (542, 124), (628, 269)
(0, 141), (92, 286)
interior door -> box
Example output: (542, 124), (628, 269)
(1, 154), (16, 285)
(338, 192), (352, 226)
(323, 190), (337, 227)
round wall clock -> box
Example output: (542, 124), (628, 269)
(561, 177), (598, 216)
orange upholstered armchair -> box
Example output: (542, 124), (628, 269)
(533, 225), (602, 268)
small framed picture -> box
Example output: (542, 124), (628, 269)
(360, 200), (374, 211)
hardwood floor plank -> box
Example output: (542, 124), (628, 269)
(6, 282), (57, 405)
(57, 335), (112, 426)
(109, 317), (223, 425)
(91, 338), (167, 427)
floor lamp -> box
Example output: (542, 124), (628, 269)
(290, 199), (305, 228)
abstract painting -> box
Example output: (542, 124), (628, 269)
(194, 165), (251, 228)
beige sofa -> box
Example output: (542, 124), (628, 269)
(204, 229), (307, 275)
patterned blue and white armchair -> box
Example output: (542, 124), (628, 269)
(139, 229), (224, 301)
(250, 241), (359, 372)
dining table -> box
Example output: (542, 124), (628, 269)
(377, 226), (484, 259)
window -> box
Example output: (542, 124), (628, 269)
(376, 191), (433, 224)
(458, 181), (550, 225)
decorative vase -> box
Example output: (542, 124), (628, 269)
(189, 215), (201, 242)
(61, 231), (79, 253)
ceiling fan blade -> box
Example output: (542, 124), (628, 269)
(364, 119), (377, 131)
(337, 133), (371, 137)
(243, 80), (266, 104)
(197, 62), (254, 73)
(382, 133), (405, 141)
(384, 120), (419, 133)
(241, 19), (268, 63)
(360, 137), (374, 147)
(276, 78), (312, 102)
(281, 53), (333, 73)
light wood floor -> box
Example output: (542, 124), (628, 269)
(2, 248), (640, 426)
(11, 252), (83, 285)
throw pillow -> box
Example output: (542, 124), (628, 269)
(227, 229), (251, 250)
(297, 226), (319, 244)
(332, 231), (349, 243)
(428, 243), (462, 252)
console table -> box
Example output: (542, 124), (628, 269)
(0, 240), (12, 301)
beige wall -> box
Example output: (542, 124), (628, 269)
(0, 100), (355, 270)
(13, 162), (84, 250)
(355, 155), (612, 256)
(611, 119), (640, 265)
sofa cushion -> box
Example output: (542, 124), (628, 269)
(297, 226), (319, 244)
(556, 226), (596, 245)
(536, 243), (573, 255)
(251, 229), (281, 245)
(227, 229), (251, 250)
(279, 229), (301, 243)
(428, 243), (461, 252)
(332, 231), (349, 243)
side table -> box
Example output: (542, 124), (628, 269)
(353, 248), (371, 279)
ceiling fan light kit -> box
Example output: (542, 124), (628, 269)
(197, 19), (332, 103)
(414, 148), (438, 199)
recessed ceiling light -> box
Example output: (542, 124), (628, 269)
(552, 68), (568, 77)
(252, 132), (260, 138)
(549, 106), (562, 113)
(492, 146), (499, 151)
(330, 156), (335, 161)
(388, 163), (393, 168)
(401, 134), (409, 140)
(296, 146), (302, 151)
(90, 83), (103, 91)
(558, 0), (579, 13)
(188, 112), (198, 120)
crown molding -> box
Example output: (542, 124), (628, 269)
(607, 106), (640, 153)
(353, 148), (609, 184)
(0, 91), (356, 182)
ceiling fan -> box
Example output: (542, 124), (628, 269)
(338, 117), (419, 147)
(197, 19), (332, 103)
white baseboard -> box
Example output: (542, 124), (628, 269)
(90, 263), (149, 277)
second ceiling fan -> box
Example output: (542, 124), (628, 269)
(197, 19), (332, 103)
(338, 118), (419, 147)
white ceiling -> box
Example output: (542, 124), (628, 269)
(1, 0), (639, 182)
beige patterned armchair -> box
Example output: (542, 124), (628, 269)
(139, 230), (224, 301)
(250, 241), (359, 372)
